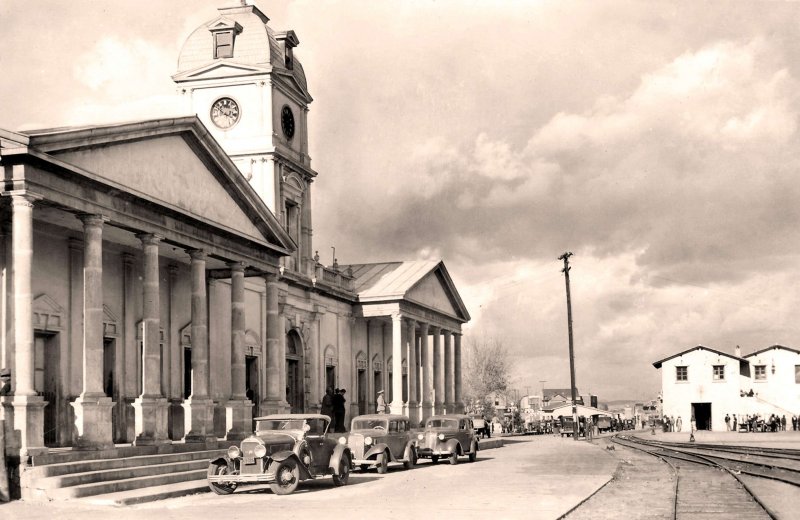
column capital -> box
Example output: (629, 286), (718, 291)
(77, 213), (109, 227)
(187, 248), (206, 261)
(10, 193), (38, 208)
(405, 317), (417, 328)
(429, 325), (441, 334)
(136, 232), (164, 245)
(68, 237), (84, 251)
(227, 261), (246, 273)
(167, 263), (179, 275)
(121, 252), (135, 266)
(390, 312), (403, 323)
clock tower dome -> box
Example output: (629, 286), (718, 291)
(173, 1), (315, 275)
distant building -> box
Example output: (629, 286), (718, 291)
(653, 344), (800, 431)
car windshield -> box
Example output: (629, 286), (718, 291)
(352, 419), (388, 430)
(426, 418), (458, 429)
(256, 419), (306, 432)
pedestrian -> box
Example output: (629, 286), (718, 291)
(376, 389), (387, 414)
(793, 415), (798, 431)
(320, 387), (334, 423)
(732, 414), (737, 432)
(781, 415), (787, 431)
(675, 416), (682, 432)
(332, 388), (347, 432)
(724, 413), (730, 431)
(0, 368), (10, 396)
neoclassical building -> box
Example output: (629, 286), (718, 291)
(0, 1), (469, 460)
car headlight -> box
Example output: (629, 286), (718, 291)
(438, 433), (445, 441)
(338, 436), (347, 445)
(365, 436), (373, 446)
(227, 446), (242, 459)
(417, 433), (423, 440)
(253, 444), (267, 458)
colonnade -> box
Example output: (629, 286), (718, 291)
(388, 313), (463, 422)
(6, 195), (288, 455)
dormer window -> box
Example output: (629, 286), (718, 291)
(214, 31), (234, 58)
(208, 18), (243, 60)
(276, 30), (300, 71)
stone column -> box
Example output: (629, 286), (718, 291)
(10, 194), (47, 456)
(226, 262), (252, 440)
(406, 318), (418, 423)
(389, 313), (404, 415)
(262, 273), (284, 414)
(182, 249), (215, 443)
(454, 332), (464, 413)
(444, 330), (454, 413)
(133, 233), (169, 445)
(307, 312), (321, 413)
(432, 326), (444, 415)
(71, 213), (114, 450)
(420, 322), (433, 421)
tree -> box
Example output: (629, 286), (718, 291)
(462, 336), (511, 417)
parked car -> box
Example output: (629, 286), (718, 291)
(415, 414), (478, 465)
(207, 414), (352, 496)
(342, 414), (417, 473)
(559, 416), (575, 437)
(471, 415), (490, 438)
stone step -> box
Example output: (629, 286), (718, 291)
(36, 458), (210, 488)
(27, 449), (225, 478)
(33, 468), (207, 500)
(80, 479), (211, 506)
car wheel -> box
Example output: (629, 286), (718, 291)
(376, 451), (389, 474)
(332, 453), (350, 486)
(403, 448), (417, 470)
(269, 459), (300, 495)
(207, 462), (237, 495)
(448, 450), (458, 465)
(468, 443), (477, 463)
(431, 455), (439, 464)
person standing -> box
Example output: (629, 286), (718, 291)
(0, 369), (10, 396)
(724, 414), (731, 431)
(732, 414), (737, 432)
(675, 416), (683, 432)
(333, 388), (347, 432)
(320, 387), (334, 423)
(376, 389), (387, 414)
(781, 415), (787, 431)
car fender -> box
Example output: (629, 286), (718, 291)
(445, 439), (461, 455)
(208, 456), (232, 472)
(403, 442), (417, 461)
(270, 451), (313, 480)
(328, 444), (353, 474)
(364, 443), (393, 461)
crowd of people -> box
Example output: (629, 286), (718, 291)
(726, 413), (798, 432)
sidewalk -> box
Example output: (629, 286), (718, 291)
(640, 428), (800, 449)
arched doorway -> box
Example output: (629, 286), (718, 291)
(356, 351), (368, 415)
(286, 330), (304, 413)
(324, 345), (338, 393)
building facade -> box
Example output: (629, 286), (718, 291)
(653, 344), (800, 431)
(0, 1), (469, 460)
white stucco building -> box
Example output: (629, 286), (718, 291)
(653, 344), (800, 431)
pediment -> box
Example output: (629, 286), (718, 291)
(406, 270), (460, 318)
(206, 16), (242, 33)
(173, 62), (270, 82)
(33, 294), (64, 331)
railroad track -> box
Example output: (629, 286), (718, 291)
(611, 434), (800, 519)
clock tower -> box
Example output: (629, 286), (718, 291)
(173, 1), (316, 275)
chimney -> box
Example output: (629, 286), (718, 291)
(735, 345), (741, 358)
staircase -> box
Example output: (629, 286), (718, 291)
(21, 442), (232, 505)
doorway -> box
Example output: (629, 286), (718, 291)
(246, 355), (259, 417)
(325, 365), (335, 394)
(286, 331), (304, 413)
(103, 338), (120, 442)
(692, 402), (712, 431)
(34, 333), (59, 447)
(183, 347), (192, 399)
(357, 368), (367, 415)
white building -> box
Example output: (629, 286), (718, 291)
(654, 344), (800, 431)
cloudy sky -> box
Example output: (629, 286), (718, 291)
(3, 0), (800, 401)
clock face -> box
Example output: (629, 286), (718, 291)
(210, 97), (240, 129)
(281, 105), (295, 140)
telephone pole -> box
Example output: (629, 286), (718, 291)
(558, 251), (579, 442)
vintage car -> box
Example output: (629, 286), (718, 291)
(415, 414), (478, 465)
(342, 414), (417, 473)
(207, 414), (352, 496)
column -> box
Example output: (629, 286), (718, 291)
(262, 273), (284, 413)
(10, 194), (47, 456)
(454, 332), (463, 413)
(389, 313), (404, 415)
(307, 312), (321, 413)
(432, 326), (444, 415)
(420, 322), (433, 421)
(182, 249), (215, 443)
(226, 262), (252, 440)
(406, 318), (419, 423)
(133, 233), (169, 445)
(444, 330), (454, 413)
(71, 213), (114, 450)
